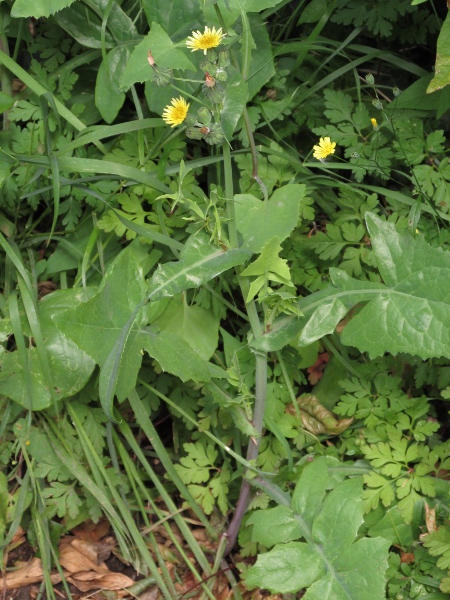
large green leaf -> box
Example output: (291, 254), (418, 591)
(120, 23), (196, 90)
(428, 10), (450, 94)
(141, 0), (203, 41)
(235, 184), (305, 253)
(54, 245), (215, 419)
(53, 245), (148, 404)
(243, 14), (275, 99)
(245, 458), (389, 597)
(252, 213), (450, 360)
(95, 46), (131, 123)
(152, 296), (219, 360)
(147, 233), (252, 300)
(221, 67), (248, 141)
(141, 329), (210, 382)
(61, 235), (249, 418)
(11, 0), (77, 18)
(53, 3), (115, 48)
(342, 213), (450, 358)
(0, 290), (95, 410)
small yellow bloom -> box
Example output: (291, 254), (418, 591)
(313, 137), (336, 161)
(162, 97), (190, 128)
(186, 26), (225, 55)
(370, 118), (377, 127)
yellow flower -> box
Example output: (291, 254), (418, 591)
(312, 137), (336, 161)
(186, 26), (225, 55)
(162, 97), (190, 127)
(370, 118), (378, 127)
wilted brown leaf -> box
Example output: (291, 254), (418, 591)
(425, 502), (437, 533)
(67, 570), (135, 592)
(71, 518), (110, 541)
(400, 551), (415, 564)
(0, 558), (61, 589)
(306, 353), (329, 385)
(294, 394), (353, 435)
(0, 535), (134, 593)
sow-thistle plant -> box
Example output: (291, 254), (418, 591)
(151, 26), (228, 145)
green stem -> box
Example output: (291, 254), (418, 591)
(222, 141), (238, 248)
(220, 87), (268, 556)
(214, 4), (266, 198)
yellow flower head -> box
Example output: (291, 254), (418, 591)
(370, 118), (377, 127)
(162, 97), (190, 128)
(313, 137), (336, 161)
(186, 26), (225, 55)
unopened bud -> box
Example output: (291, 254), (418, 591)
(147, 50), (156, 67)
(186, 127), (205, 140)
(185, 113), (197, 126)
(365, 73), (375, 85)
(205, 123), (224, 145)
(218, 49), (230, 69)
(197, 107), (212, 125)
(200, 61), (217, 76)
(203, 82), (225, 103)
(153, 67), (173, 87)
(393, 87), (400, 97)
(207, 49), (217, 62)
(215, 68), (228, 82)
(372, 99), (383, 110)
(205, 73), (216, 88)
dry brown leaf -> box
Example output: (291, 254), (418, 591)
(59, 537), (108, 574)
(0, 558), (61, 589)
(306, 353), (329, 385)
(138, 587), (160, 600)
(1, 535), (133, 593)
(400, 551), (415, 564)
(425, 502), (437, 533)
(67, 571), (134, 592)
(71, 518), (110, 541)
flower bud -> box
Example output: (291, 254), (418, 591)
(372, 99), (383, 110)
(204, 73), (216, 88)
(370, 117), (379, 131)
(147, 50), (156, 67)
(203, 82), (225, 103)
(185, 113), (198, 127)
(197, 107), (212, 125)
(218, 49), (230, 69)
(186, 127), (205, 140)
(205, 123), (224, 145)
(207, 49), (217, 62)
(200, 61), (217, 75)
(365, 73), (375, 85)
(393, 87), (400, 97)
(215, 68), (228, 82)
(153, 67), (173, 87)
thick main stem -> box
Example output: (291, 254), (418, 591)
(224, 352), (267, 554)
(221, 138), (268, 556)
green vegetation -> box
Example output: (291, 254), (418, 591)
(0, 0), (450, 598)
